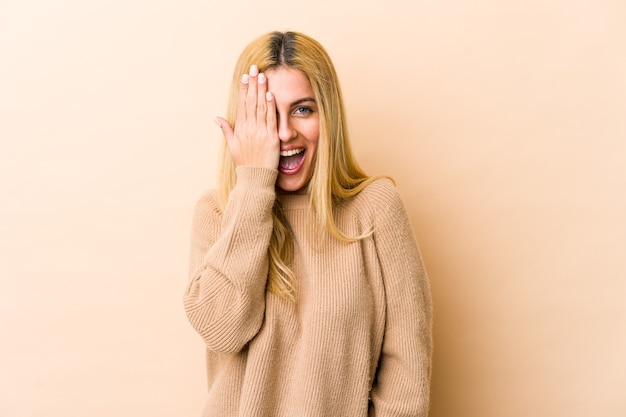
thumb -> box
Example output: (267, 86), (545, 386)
(214, 117), (234, 140)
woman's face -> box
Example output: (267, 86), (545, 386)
(265, 66), (320, 193)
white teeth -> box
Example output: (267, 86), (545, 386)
(280, 148), (304, 157)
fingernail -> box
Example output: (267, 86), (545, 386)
(241, 74), (249, 84)
(249, 64), (259, 76)
(258, 73), (265, 83)
(266, 91), (273, 101)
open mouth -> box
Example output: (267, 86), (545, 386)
(278, 148), (306, 174)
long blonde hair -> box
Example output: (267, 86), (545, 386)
(218, 31), (388, 301)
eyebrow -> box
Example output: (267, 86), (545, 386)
(290, 97), (316, 106)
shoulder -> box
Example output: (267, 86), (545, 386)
(192, 189), (222, 223)
(341, 177), (407, 222)
(360, 176), (401, 202)
(189, 190), (224, 245)
(196, 189), (219, 204)
(356, 177), (405, 212)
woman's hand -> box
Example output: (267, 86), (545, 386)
(215, 64), (280, 170)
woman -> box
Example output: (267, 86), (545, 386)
(184, 31), (432, 417)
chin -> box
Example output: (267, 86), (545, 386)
(276, 175), (309, 193)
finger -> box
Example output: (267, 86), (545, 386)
(235, 73), (249, 127)
(246, 64), (259, 122)
(215, 117), (234, 141)
(256, 72), (268, 125)
(265, 91), (277, 136)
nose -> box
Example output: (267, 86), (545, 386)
(277, 115), (297, 142)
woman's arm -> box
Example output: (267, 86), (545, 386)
(183, 167), (277, 354)
(370, 184), (433, 417)
(185, 65), (281, 353)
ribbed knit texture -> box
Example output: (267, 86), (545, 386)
(184, 166), (433, 417)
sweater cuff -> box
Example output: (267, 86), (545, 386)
(235, 166), (278, 189)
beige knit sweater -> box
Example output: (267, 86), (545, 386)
(184, 167), (432, 417)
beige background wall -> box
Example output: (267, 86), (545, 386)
(1, 0), (624, 416)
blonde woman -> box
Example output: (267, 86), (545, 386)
(184, 31), (432, 417)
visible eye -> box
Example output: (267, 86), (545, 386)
(293, 106), (313, 116)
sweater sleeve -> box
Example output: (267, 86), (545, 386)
(183, 167), (278, 354)
(369, 183), (433, 417)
